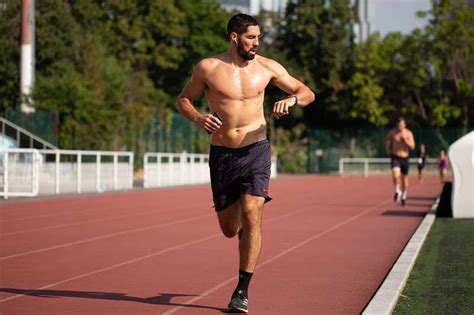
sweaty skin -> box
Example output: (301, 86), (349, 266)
(385, 120), (416, 205)
(175, 24), (315, 277)
(385, 123), (415, 157)
(176, 25), (315, 148)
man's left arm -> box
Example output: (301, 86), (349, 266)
(404, 131), (416, 150)
(268, 60), (315, 119)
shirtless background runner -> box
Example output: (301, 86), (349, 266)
(385, 117), (416, 207)
(176, 13), (315, 313)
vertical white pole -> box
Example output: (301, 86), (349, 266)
(129, 153), (134, 190)
(157, 153), (161, 187)
(4, 152), (9, 199)
(143, 153), (148, 188)
(77, 153), (82, 193)
(96, 153), (101, 192)
(169, 154), (174, 187)
(113, 154), (118, 190)
(21, 0), (35, 113)
(32, 151), (39, 195)
(364, 160), (369, 178)
(180, 152), (186, 185)
(339, 158), (344, 175)
(55, 151), (60, 194)
(191, 154), (195, 184)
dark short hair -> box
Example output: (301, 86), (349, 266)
(227, 13), (259, 38)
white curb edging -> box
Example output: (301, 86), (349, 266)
(362, 198), (440, 315)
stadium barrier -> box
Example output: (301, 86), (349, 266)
(1, 148), (133, 198)
(338, 157), (442, 177)
(37, 149), (134, 195)
(144, 152), (278, 188)
(0, 148), (41, 198)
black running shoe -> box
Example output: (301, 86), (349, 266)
(401, 198), (406, 207)
(394, 192), (399, 202)
(226, 291), (248, 313)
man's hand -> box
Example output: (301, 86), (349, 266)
(198, 113), (222, 134)
(271, 96), (297, 120)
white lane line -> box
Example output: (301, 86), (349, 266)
(0, 233), (221, 304)
(0, 206), (313, 304)
(0, 214), (212, 261)
(163, 199), (393, 315)
(0, 203), (207, 237)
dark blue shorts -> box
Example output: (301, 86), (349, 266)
(209, 140), (272, 211)
(391, 155), (410, 175)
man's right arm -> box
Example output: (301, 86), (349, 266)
(384, 131), (392, 156)
(176, 60), (222, 133)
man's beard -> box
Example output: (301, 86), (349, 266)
(237, 39), (256, 60)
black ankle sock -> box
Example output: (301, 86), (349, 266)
(234, 269), (253, 297)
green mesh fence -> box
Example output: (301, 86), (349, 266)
(5, 109), (58, 147)
(307, 127), (471, 173)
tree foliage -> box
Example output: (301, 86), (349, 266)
(0, 0), (472, 154)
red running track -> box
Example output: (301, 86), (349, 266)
(0, 175), (442, 314)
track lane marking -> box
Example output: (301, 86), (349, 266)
(0, 214), (212, 261)
(163, 198), (393, 315)
(0, 206), (314, 303)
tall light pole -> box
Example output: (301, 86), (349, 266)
(21, 0), (35, 114)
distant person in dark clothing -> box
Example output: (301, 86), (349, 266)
(416, 144), (428, 182)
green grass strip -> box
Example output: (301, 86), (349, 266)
(394, 218), (474, 315)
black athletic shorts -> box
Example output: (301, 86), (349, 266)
(391, 155), (410, 175)
(209, 139), (272, 211)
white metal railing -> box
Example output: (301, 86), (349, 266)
(339, 157), (441, 177)
(0, 117), (57, 149)
(0, 148), (41, 198)
(144, 152), (278, 188)
(37, 149), (134, 195)
(144, 152), (210, 188)
(1, 148), (133, 198)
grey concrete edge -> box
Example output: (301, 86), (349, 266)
(362, 197), (440, 315)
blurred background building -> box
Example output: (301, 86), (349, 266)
(220, 0), (290, 16)
(219, 0), (433, 43)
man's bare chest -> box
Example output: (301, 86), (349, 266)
(205, 67), (271, 100)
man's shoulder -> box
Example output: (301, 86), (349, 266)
(196, 55), (223, 71)
(256, 55), (282, 72)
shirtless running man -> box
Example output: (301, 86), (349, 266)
(176, 13), (315, 313)
(385, 117), (416, 206)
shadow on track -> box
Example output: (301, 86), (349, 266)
(0, 288), (225, 312)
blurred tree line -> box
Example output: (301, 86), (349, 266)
(0, 0), (472, 171)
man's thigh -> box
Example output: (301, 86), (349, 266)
(392, 167), (401, 178)
(216, 199), (242, 236)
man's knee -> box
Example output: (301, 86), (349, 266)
(241, 202), (263, 228)
(217, 201), (241, 238)
(220, 224), (239, 238)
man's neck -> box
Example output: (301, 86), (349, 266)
(227, 49), (251, 68)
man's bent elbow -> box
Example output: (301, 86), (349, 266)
(298, 89), (315, 107)
(175, 97), (186, 114)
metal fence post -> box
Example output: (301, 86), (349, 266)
(129, 153), (134, 189)
(113, 154), (118, 190)
(4, 151), (8, 199)
(77, 153), (82, 193)
(55, 151), (60, 194)
(96, 153), (101, 192)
